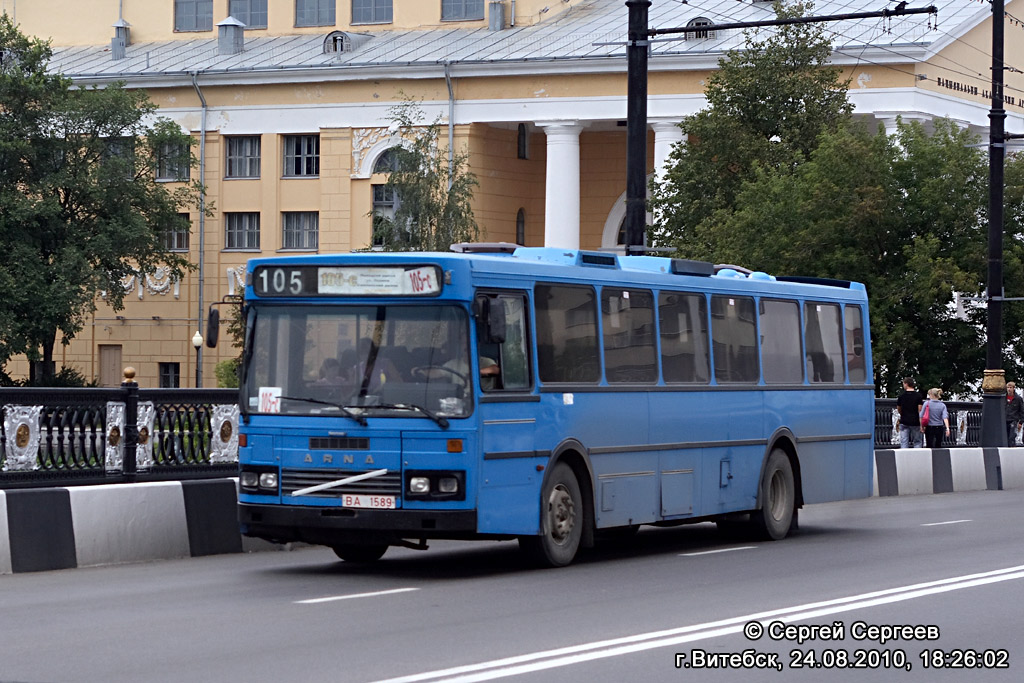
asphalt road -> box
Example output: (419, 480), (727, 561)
(1, 490), (1023, 683)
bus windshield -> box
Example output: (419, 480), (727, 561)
(244, 304), (472, 419)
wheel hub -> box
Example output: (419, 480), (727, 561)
(548, 484), (576, 544)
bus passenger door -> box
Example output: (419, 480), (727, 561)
(474, 291), (542, 535)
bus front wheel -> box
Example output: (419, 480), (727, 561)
(520, 463), (583, 567)
(332, 543), (389, 563)
(753, 449), (795, 541)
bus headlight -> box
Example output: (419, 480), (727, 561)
(240, 471), (259, 489)
(259, 472), (278, 490)
(405, 471), (465, 501)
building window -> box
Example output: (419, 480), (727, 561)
(373, 148), (400, 173)
(175, 0), (213, 32)
(159, 362), (181, 388)
(516, 208), (525, 245)
(161, 214), (191, 251)
(225, 212), (261, 250)
(352, 0), (393, 24)
(156, 142), (189, 181)
(442, 0), (484, 21)
(230, 0), (268, 29)
(283, 135), (319, 177)
(225, 136), (261, 178)
(372, 184), (398, 248)
(103, 137), (135, 179)
(685, 17), (715, 40)
(296, 0), (336, 27)
(282, 212), (319, 250)
(517, 123), (529, 159)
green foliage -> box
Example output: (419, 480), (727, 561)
(0, 16), (202, 382)
(371, 99), (480, 251)
(650, 1), (853, 252)
(649, 1), (1024, 396)
(215, 358), (241, 388)
(0, 365), (96, 387)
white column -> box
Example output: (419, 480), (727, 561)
(651, 119), (685, 183)
(537, 121), (585, 249)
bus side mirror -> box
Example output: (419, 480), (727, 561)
(206, 308), (220, 348)
(485, 299), (506, 344)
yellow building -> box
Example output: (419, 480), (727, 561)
(3, 0), (1021, 387)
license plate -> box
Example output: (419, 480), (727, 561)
(341, 494), (396, 510)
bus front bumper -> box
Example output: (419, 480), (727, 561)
(239, 502), (479, 545)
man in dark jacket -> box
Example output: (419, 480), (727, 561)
(896, 377), (924, 448)
(1007, 382), (1024, 446)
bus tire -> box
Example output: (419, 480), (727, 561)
(332, 543), (389, 563)
(519, 463), (583, 567)
(753, 449), (795, 541)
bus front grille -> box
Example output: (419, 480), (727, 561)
(281, 468), (402, 498)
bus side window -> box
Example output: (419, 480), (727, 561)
(845, 305), (867, 383)
(478, 293), (532, 391)
(658, 292), (710, 383)
(602, 288), (657, 383)
(759, 299), (803, 384)
(535, 284), (600, 383)
(497, 295), (530, 390)
(804, 302), (844, 383)
(710, 295), (758, 383)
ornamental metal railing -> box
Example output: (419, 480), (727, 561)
(0, 384), (997, 488)
(874, 398), (986, 449)
(1, 373), (239, 489)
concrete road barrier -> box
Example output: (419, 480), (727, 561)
(4, 448), (1024, 573)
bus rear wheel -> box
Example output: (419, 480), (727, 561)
(519, 463), (583, 567)
(332, 543), (389, 563)
(753, 449), (795, 541)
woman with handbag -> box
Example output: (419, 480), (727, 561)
(920, 387), (950, 448)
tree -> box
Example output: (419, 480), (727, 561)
(1, 16), (202, 383)
(712, 120), (1001, 395)
(650, 1), (853, 253)
(648, 1), (1024, 395)
(371, 99), (480, 251)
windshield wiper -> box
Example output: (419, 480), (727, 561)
(278, 396), (368, 426)
(374, 403), (450, 429)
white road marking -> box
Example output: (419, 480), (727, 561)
(920, 519), (972, 527)
(679, 546), (756, 557)
(296, 587), (419, 604)
(376, 564), (1024, 683)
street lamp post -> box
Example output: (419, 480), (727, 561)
(192, 330), (203, 388)
(981, 0), (1008, 446)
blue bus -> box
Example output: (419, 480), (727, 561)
(210, 245), (873, 567)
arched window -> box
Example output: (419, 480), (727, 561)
(516, 208), (526, 245)
(517, 123), (529, 160)
(373, 148), (400, 173)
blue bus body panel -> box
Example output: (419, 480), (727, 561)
(238, 249), (875, 542)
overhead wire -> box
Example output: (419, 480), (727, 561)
(654, 1), (1024, 102)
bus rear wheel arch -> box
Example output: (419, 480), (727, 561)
(519, 462), (584, 567)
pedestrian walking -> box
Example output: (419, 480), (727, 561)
(920, 388), (950, 449)
(895, 377), (924, 448)
(1006, 381), (1024, 446)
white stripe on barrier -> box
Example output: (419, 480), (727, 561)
(893, 448), (933, 495)
(68, 482), (191, 568)
(999, 448), (1024, 490)
(0, 491), (10, 575)
(950, 448), (986, 492)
